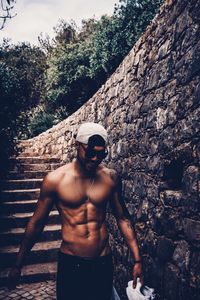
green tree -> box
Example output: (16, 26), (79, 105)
(46, 41), (98, 113)
(0, 62), (26, 173)
(0, 40), (47, 167)
(90, 0), (163, 79)
(26, 105), (68, 138)
(45, 19), (99, 114)
(18, 0), (163, 138)
(44, 0), (163, 117)
(0, 40), (47, 106)
(53, 19), (77, 46)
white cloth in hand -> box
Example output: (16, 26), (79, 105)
(126, 279), (155, 300)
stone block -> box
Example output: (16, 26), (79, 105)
(172, 240), (190, 272)
(146, 110), (157, 130)
(142, 229), (158, 256)
(161, 190), (183, 207)
(157, 38), (171, 60)
(148, 137), (159, 156)
(146, 155), (162, 173)
(131, 173), (148, 199)
(157, 237), (175, 262)
(116, 140), (129, 157)
(142, 255), (164, 292)
(183, 218), (200, 241)
(146, 181), (159, 203)
(153, 206), (183, 238)
(164, 263), (180, 300)
(190, 251), (200, 288)
(156, 107), (167, 130)
(158, 126), (176, 153)
(182, 165), (199, 196)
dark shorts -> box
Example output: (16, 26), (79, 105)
(56, 251), (114, 300)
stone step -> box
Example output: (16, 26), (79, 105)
(0, 210), (60, 229)
(0, 199), (38, 214)
(9, 157), (60, 164)
(0, 261), (57, 286)
(0, 188), (40, 201)
(18, 152), (40, 157)
(0, 179), (43, 190)
(5, 171), (48, 180)
(9, 163), (61, 172)
(0, 240), (61, 268)
(17, 139), (32, 145)
(0, 200), (58, 214)
(0, 224), (61, 246)
(18, 151), (44, 157)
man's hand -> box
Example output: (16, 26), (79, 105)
(7, 267), (21, 290)
(132, 262), (143, 289)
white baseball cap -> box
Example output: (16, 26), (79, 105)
(75, 122), (108, 144)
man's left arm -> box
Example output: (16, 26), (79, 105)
(109, 171), (144, 288)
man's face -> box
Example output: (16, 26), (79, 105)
(77, 143), (107, 172)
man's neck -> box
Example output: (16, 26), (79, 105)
(74, 159), (97, 178)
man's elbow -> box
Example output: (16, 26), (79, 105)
(117, 216), (128, 227)
(26, 218), (45, 234)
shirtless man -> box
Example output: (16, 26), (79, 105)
(8, 122), (143, 300)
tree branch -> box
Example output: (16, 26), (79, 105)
(0, 0), (16, 30)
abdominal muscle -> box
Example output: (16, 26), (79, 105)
(58, 203), (111, 257)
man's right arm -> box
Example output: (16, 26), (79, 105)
(8, 172), (56, 289)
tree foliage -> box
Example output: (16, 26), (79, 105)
(46, 35), (98, 113)
(0, 61), (25, 172)
(0, 40), (47, 106)
(26, 105), (68, 138)
(45, 0), (163, 116)
(0, 0), (164, 146)
(90, 0), (163, 77)
(0, 40), (47, 169)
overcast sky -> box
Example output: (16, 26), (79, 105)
(0, 0), (118, 45)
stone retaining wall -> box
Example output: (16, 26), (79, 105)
(18, 0), (200, 299)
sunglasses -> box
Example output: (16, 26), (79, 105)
(80, 144), (108, 160)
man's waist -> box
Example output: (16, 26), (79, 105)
(60, 238), (111, 257)
(58, 250), (113, 264)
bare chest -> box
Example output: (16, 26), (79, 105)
(56, 177), (112, 208)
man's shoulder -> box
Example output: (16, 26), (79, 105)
(100, 165), (120, 185)
(43, 162), (73, 188)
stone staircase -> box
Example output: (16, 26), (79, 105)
(0, 156), (62, 286)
